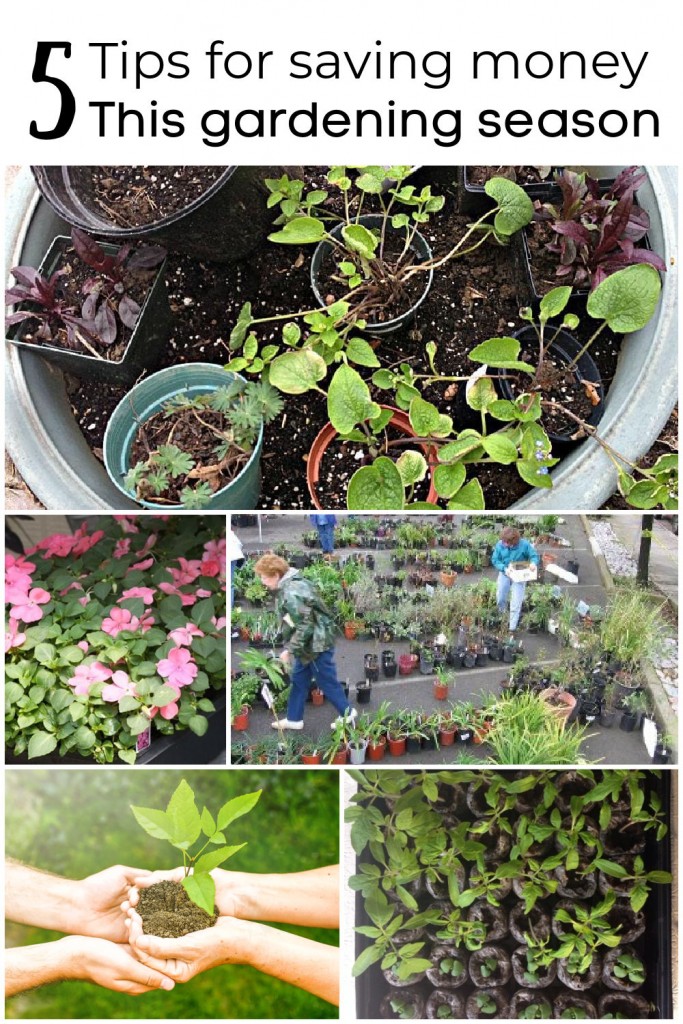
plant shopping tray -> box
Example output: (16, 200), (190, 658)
(352, 769), (672, 1020)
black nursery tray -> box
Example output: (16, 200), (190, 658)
(353, 770), (672, 1020)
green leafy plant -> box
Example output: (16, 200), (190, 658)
(475, 991), (497, 1015)
(593, 854), (672, 912)
(439, 956), (465, 978)
(130, 779), (261, 914)
(612, 951), (646, 984)
(518, 1000), (552, 1019)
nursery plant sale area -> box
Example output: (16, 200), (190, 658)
(230, 513), (677, 766)
(5, 514), (227, 765)
(344, 768), (674, 1020)
(4, 165), (677, 512)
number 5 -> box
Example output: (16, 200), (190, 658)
(30, 42), (76, 139)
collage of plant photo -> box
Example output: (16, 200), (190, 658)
(4, 164), (679, 1020)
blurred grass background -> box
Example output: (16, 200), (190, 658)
(5, 768), (339, 1019)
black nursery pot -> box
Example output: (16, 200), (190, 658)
(620, 710), (638, 732)
(459, 165), (559, 217)
(406, 736), (422, 754)
(31, 165), (286, 261)
(310, 213), (433, 335)
(356, 682), (373, 704)
(497, 326), (604, 446)
(6, 236), (170, 386)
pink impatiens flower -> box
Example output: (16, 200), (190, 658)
(121, 586), (156, 605)
(5, 553), (36, 576)
(149, 701), (180, 720)
(131, 557), (154, 571)
(28, 533), (76, 558)
(72, 529), (105, 556)
(101, 670), (138, 703)
(156, 647), (198, 689)
(169, 623), (205, 647)
(114, 515), (140, 533)
(67, 661), (112, 695)
(114, 537), (132, 559)
(9, 587), (51, 623)
(5, 620), (27, 652)
(211, 615), (227, 632)
(78, 641), (90, 653)
(101, 606), (140, 637)
(158, 582), (198, 606)
(169, 557), (203, 586)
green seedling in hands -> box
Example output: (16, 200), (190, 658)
(131, 778), (261, 915)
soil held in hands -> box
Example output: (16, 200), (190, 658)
(137, 880), (217, 937)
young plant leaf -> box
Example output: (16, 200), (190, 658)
(182, 872), (216, 916)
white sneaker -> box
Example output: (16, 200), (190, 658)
(330, 708), (358, 729)
(270, 719), (304, 730)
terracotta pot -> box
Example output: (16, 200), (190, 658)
(329, 749), (348, 765)
(367, 739), (387, 761)
(306, 406), (439, 508)
(301, 752), (322, 764)
(311, 688), (325, 706)
(231, 707), (250, 732)
(388, 735), (407, 756)
(439, 726), (457, 746)
(542, 551), (558, 568)
(440, 570), (457, 587)
(344, 621), (359, 640)
(433, 682), (449, 701)
(239, 626), (250, 641)
(540, 686), (577, 726)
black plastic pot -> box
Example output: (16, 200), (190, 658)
(364, 654), (380, 683)
(463, 651), (477, 669)
(310, 213), (433, 335)
(406, 736), (422, 755)
(487, 642), (504, 661)
(652, 742), (671, 764)
(459, 165), (559, 217)
(497, 326), (604, 445)
(419, 652), (435, 675)
(620, 710), (638, 732)
(6, 235), (170, 386)
(578, 697), (601, 725)
(356, 682), (373, 704)
(31, 165), (290, 261)
(381, 650), (397, 679)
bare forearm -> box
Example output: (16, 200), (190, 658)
(219, 865), (339, 928)
(245, 922), (339, 1005)
(5, 862), (81, 932)
(5, 938), (74, 997)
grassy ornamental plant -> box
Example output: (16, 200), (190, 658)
(5, 517), (226, 763)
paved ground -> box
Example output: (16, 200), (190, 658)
(230, 514), (657, 765)
(608, 515), (678, 608)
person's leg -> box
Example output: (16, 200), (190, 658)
(509, 582), (526, 630)
(312, 649), (351, 715)
(285, 659), (312, 722)
(496, 572), (511, 615)
(319, 524), (334, 554)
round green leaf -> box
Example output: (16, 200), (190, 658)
(396, 450), (427, 487)
(433, 462), (466, 499)
(342, 223), (379, 260)
(327, 364), (379, 434)
(587, 264), (662, 333)
(485, 177), (534, 235)
(482, 434), (519, 464)
(269, 350), (327, 395)
(347, 458), (405, 510)
(27, 731), (58, 759)
(268, 216), (326, 245)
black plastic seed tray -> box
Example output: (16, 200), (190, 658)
(352, 770), (672, 1019)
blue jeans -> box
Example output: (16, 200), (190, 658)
(287, 649), (351, 722)
(497, 572), (526, 630)
(316, 523), (335, 553)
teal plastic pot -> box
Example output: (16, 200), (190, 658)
(103, 363), (263, 509)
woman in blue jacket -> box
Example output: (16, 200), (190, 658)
(490, 527), (540, 634)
